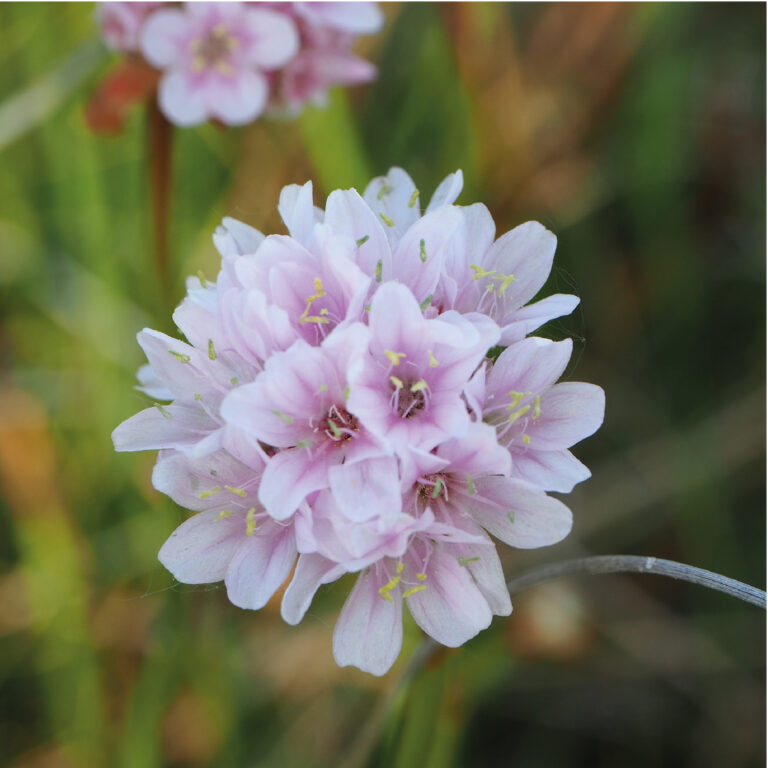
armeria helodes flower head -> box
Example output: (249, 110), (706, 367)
(113, 168), (605, 676)
(90, 1), (384, 131)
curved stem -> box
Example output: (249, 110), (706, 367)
(506, 555), (766, 609)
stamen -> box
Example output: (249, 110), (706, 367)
(377, 184), (391, 200)
(416, 572), (427, 582)
(224, 485), (246, 498)
(230, 376), (239, 385)
(507, 404), (531, 423)
(380, 213), (395, 227)
(295, 440), (313, 449)
(470, 264), (496, 281)
(272, 409), (294, 425)
(402, 585), (426, 598)
(419, 294), (433, 310)
(419, 239), (427, 262)
(155, 404), (172, 420)
(378, 576), (400, 603)
(385, 349), (405, 366)
(197, 270), (207, 287)
(408, 189), (420, 208)
(533, 395), (541, 420)
(356, 235), (370, 247)
(318, 384), (328, 392)
(458, 556), (481, 567)
(214, 510), (232, 521)
(508, 510), (515, 523)
(208, 339), (216, 360)
(410, 380), (428, 393)
(428, 351), (439, 368)
(522, 434), (531, 444)
(198, 485), (222, 499)
(467, 475), (476, 495)
(390, 375), (404, 389)
(375, 259), (382, 282)
(299, 278), (330, 325)
(327, 419), (343, 439)
(431, 478), (443, 499)
(245, 507), (257, 536)
(396, 562), (405, 574)
(168, 349), (191, 363)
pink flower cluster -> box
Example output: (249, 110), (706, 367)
(113, 168), (604, 675)
(96, 1), (383, 126)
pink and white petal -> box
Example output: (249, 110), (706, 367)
(511, 448), (591, 493)
(426, 169), (463, 212)
(243, 8), (299, 69)
(140, 8), (188, 67)
(468, 476), (573, 548)
(363, 167), (421, 245)
(436, 422), (511, 478)
(391, 205), (465, 304)
(296, 2), (384, 34)
(485, 221), (557, 310)
(367, 281), (430, 354)
(112, 404), (217, 452)
(258, 448), (335, 520)
(281, 553), (345, 625)
(224, 523), (297, 610)
(158, 508), (246, 583)
(209, 70), (268, 125)
(324, 188), (391, 280)
(530, 382), (605, 450)
(157, 70), (209, 126)
(136, 364), (173, 401)
(327, 456), (401, 524)
(499, 293), (580, 345)
(213, 216), (265, 257)
(487, 337), (573, 401)
(278, 181), (317, 247)
(405, 545), (493, 647)
(333, 567), (403, 676)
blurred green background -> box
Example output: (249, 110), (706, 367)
(0, 3), (764, 767)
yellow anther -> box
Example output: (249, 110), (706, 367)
(416, 572), (427, 582)
(458, 556), (481, 567)
(420, 294), (433, 310)
(408, 189), (420, 208)
(431, 478), (443, 499)
(197, 270), (207, 287)
(403, 585), (426, 598)
(377, 184), (391, 200)
(494, 272), (517, 296)
(295, 440), (313, 449)
(230, 376), (239, 385)
(507, 404), (531, 423)
(508, 510), (515, 523)
(194, 393), (202, 401)
(385, 349), (406, 366)
(214, 509), (232, 521)
(533, 395), (541, 420)
(380, 213), (395, 227)
(246, 507), (257, 536)
(208, 338), (216, 360)
(199, 485), (222, 499)
(318, 384), (328, 392)
(419, 238), (427, 262)
(428, 350), (439, 368)
(396, 562), (405, 574)
(299, 278), (329, 325)
(225, 485), (246, 498)
(507, 390), (530, 409)
(522, 434), (531, 445)
(410, 380), (428, 393)
(343, 385), (350, 400)
(375, 259), (382, 282)
(378, 576), (400, 603)
(356, 235), (370, 247)
(327, 419), (343, 439)
(467, 475), (476, 494)
(155, 404), (172, 420)
(470, 264), (496, 281)
(390, 376), (404, 389)
(272, 409), (294, 425)
(168, 349), (191, 363)
(320, 308), (329, 315)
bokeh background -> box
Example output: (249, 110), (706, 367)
(0, 3), (765, 767)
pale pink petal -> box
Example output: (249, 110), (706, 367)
(405, 544), (493, 647)
(278, 181), (317, 246)
(487, 337), (573, 401)
(258, 448), (335, 520)
(209, 70), (268, 125)
(213, 216), (265, 257)
(112, 404), (217, 452)
(485, 221), (557, 310)
(324, 188), (391, 280)
(140, 8), (188, 67)
(136, 364), (173, 401)
(327, 456), (401, 523)
(225, 524), (297, 610)
(157, 70), (208, 126)
(158, 508), (246, 583)
(363, 167), (421, 245)
(296, 2), (384, 34)
(243, 8), (299, 69)
(467, 476), (573, 548)
(435, 422), (511, 478)
(499, 294), (580, 345)
(333, 567), (403, 676)
(530, 382), (605, 450)
(511, 448), (591, 493)
(281, 553), (345, 625)
(391, 205), (465, 304)
(426, 170), (463, 212)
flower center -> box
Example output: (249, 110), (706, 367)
(322, 404), (358, 443)
(190, 24), (238, 73)
(389, 376), (430, 419)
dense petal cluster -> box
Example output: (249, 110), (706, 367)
(93, 1), (383, 127)
(113, 168), (604, 675)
